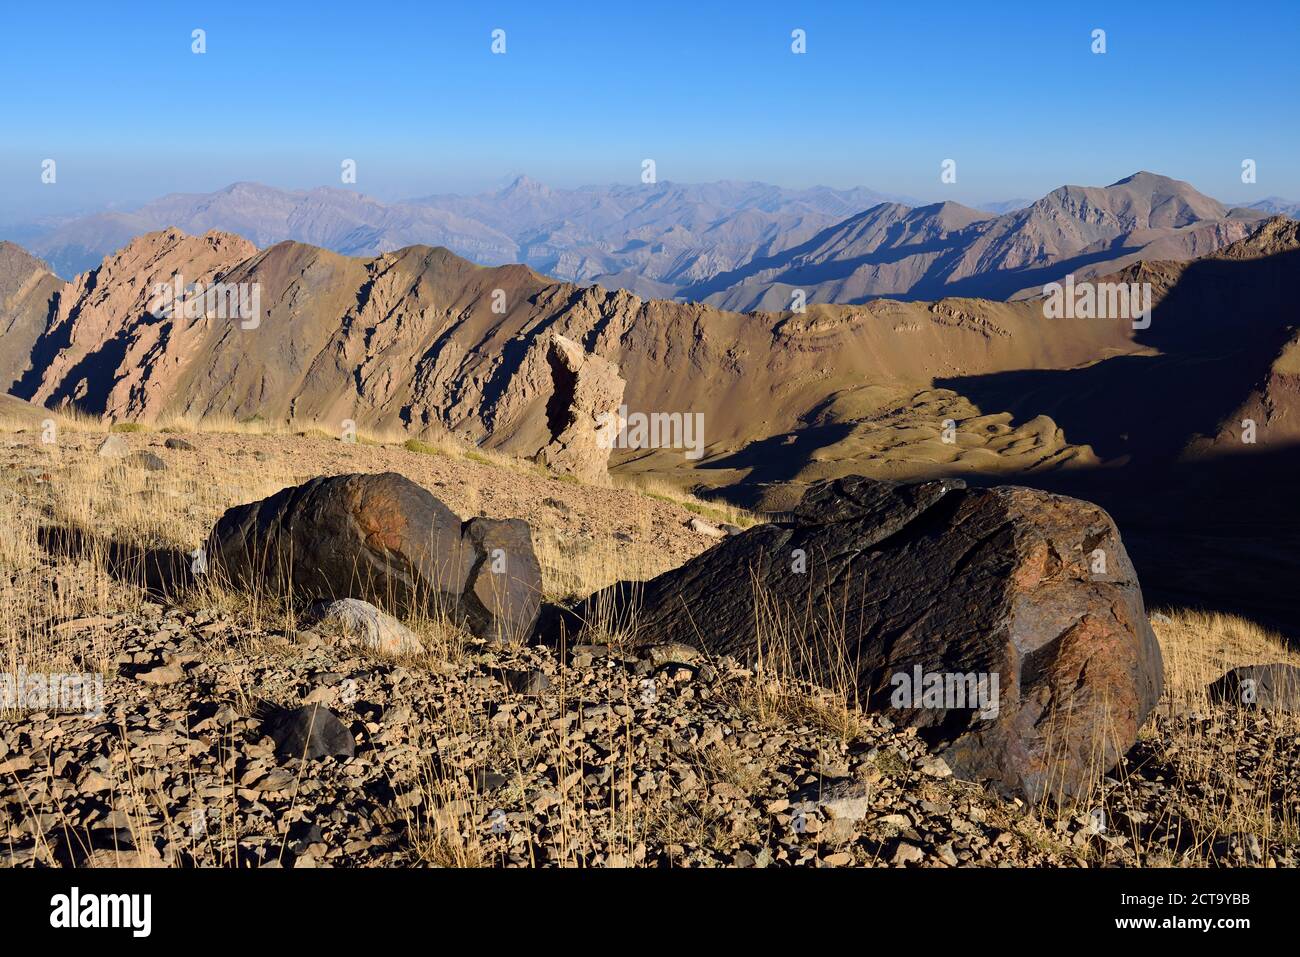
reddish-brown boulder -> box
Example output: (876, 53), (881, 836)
(549, 476), (1164, 800)
(208, 472), (541, 642)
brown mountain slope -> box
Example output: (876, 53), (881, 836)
(921, 218), (1300, 628)
(1160, 216), (1300, 454)
(20, 229), (259, 415)
(4, 228), (1150, 477)
(5, 218), (1295, 508)
(933, 216), (1300, 469)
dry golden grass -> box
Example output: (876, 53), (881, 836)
(533, 527), (663, 605)
(613, 473), (759, 529)
(0, 402), (104, 433)
(1154, 607), (1300, 708)
(720, 575), (870, 742)
(148, 412), (420, 445)
(0, 412), (701, 610)
(0, 410), (699, 717)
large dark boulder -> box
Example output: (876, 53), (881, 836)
(208, 472), (541, 642)
(546, 475), (1164, 801)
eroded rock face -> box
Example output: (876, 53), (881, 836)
(20, 229), (259, 420)
(532, 334), (625, 484)
(550, 475), (1164, 800)
(0, 242), (62, 393)
(208, 472), (541, 641)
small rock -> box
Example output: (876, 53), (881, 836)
(249, 769), (297, 793)
(135, 662), (185, 684)
(891, 841), (924, 866)
(645, 643), (701, 666)
(0, 756), (32, 775)
(474, 769), (510, 791)
(686, 517), (727, 538)
(287, 822), (324, 855)
(164, 437), (196, 451)
(818, 780), (872, 821)
(77, 771), (113, 792)
(823, 818), (857, 844)
(503, 668), (550, 695)
(85, 844), (166, 868)
(1245, 834), (1265, 864)
(920, 756), (952, 778)
(303, 686), (334, 705)
(51, 615), (114, 634)
(96, 434), (129, 458)
(305, 599), (423, 657)
(264, 705), (356, 761)
(126, 451), (166, 471)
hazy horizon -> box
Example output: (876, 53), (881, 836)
(2, 169), (1292, 232)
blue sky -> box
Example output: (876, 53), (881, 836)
(2, 0), (1297, 217)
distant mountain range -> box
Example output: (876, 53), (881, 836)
(7, 172), (1293, 308)
(1246, 196), (1300, 218)
(690, 172), (1275, 309)
(16, 178), (909, 292)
